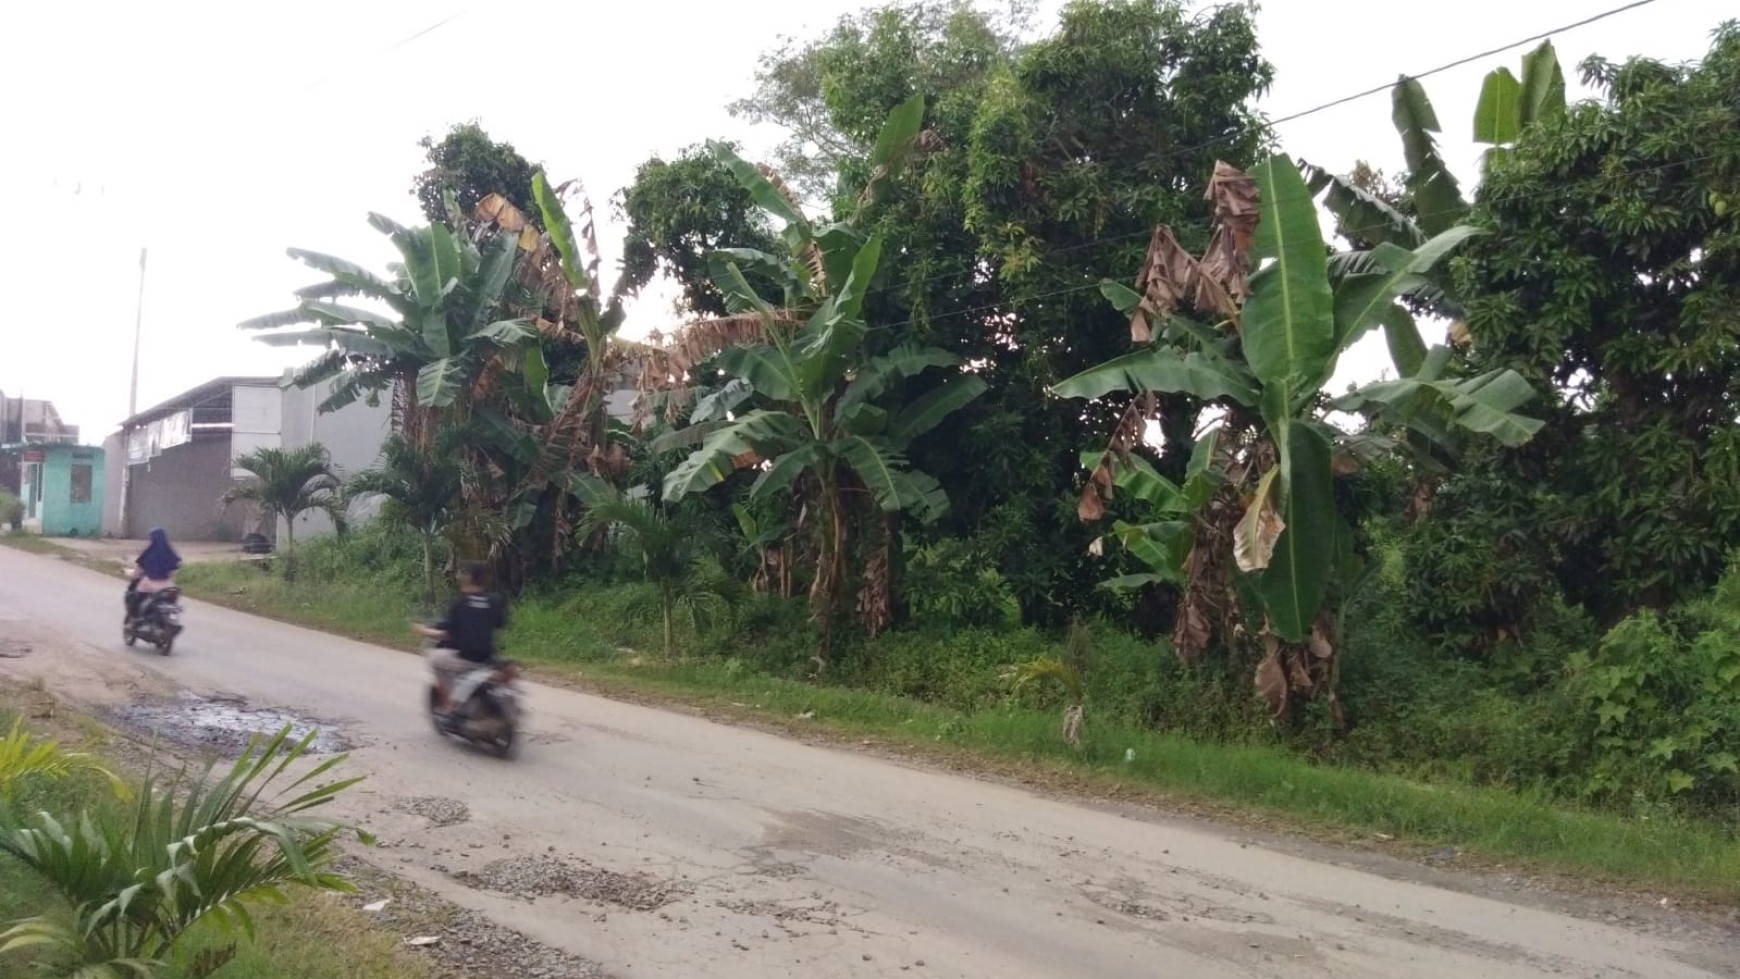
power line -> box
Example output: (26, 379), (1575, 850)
(673, 0), (1677, 324)
(303, 9), (470, 92)
(1264, 0), (1663, 129)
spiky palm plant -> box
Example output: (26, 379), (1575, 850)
(581, 488), (732, 657)
(347, 431), (469, 610)
(0, 726), (366, 979)
(0, 719), (128, 802)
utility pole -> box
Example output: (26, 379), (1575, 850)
(128, 246), (147, 418)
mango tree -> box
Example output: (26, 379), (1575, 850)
(657, 96), (984, 658)
(1053, 155), (1543, 724)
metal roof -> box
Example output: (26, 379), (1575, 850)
(118, 376), (280, 431)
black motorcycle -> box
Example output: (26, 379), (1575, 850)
(427, 651), (522, 759)
(124, 586), (184, 655)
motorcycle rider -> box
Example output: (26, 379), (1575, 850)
(412, 561), (509, 717)
(125, 527), (181, 626)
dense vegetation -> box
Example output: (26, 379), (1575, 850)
(233, 2), (1740, 828)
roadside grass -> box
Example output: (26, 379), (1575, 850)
(0, 533), (74, 557)
(171, 560), (1740, 902)
(0, 693), (434, 979)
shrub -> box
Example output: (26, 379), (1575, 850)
(1572, 559), (1740, 808)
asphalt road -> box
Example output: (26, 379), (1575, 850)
(0, 545), (1734, 979)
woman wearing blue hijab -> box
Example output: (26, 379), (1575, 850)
(126, 528), (181, 623)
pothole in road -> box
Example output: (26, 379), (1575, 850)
(453, 855), (689, 911)
(107, 692), (350, 756)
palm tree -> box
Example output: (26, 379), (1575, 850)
(0, 727), (364, 979)
(580, 485), (731, 657)
(221, 445), (347, 582)
(346, 432), (466, 611)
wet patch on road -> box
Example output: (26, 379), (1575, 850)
(105, 691), (350, 755)
(0, 639), (31, 658)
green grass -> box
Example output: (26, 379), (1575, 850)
(0, 705), (433, 979)
(172, 560), (1740, 902)
(0, 533), (75, 557)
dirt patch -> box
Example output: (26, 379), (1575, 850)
(394, 795), (471, 828)
(106, 692), (350, 756)
(453, 854), (689, 911)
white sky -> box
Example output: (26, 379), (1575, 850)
(0, 0), (1725, 438)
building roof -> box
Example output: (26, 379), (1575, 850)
(119, 376), (280, 431)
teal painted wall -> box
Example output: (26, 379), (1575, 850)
(37, 446), (104, 537)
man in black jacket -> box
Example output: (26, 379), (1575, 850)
(412, 562), (509, 716)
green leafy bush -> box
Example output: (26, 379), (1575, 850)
(294, 523), (424, 588)
(901, 539), (1019, 631)
(1573, 560), (1740, 807)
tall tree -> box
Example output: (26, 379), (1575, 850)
(1406, 26), (1740, 643)
(616, 145), (782, 317)
(412, 122), (543, 230)
(627, 0), (1274, 627)
(726, 0), (1034, 204)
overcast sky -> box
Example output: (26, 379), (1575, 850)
(1, 0), (1725, 438)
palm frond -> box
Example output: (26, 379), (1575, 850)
(0, 719), (129, 801)
(0, 726), (363, 973)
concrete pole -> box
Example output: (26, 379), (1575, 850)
(128, 247), (147, 419)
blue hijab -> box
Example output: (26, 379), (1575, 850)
(137, 528), (181, 581)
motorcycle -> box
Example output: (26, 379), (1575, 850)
(124, 586), (184, 655)
(427, 651), (522, 759)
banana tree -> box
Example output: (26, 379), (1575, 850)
(453, 176), (658, 580)
(239, 206), (538, 447)
(1302, 41), (1566, 337)
(660, 264), (986, 652)
(657, 95), (980, 654)
(1053, 154), (1543, 724)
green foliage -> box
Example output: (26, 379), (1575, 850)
(1414, 25), (1740, 633)
(412, 122), (542, 231)
(0, 491), (20, 526)
(0, 720), (127, 802)
(616, 145), (782, 316)
(1058, 154), (1541, 706)
(0, 726), (364, 979)
(238, 210), (536, 419)
(900, 539), (1017, 630)
(581, 485), (739, 656)
(347, 428), (498, 608)
(221, 444), (348, 582)
(1575, 558), (1740, 806)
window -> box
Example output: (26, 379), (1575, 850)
(70, 464), (92, 504)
